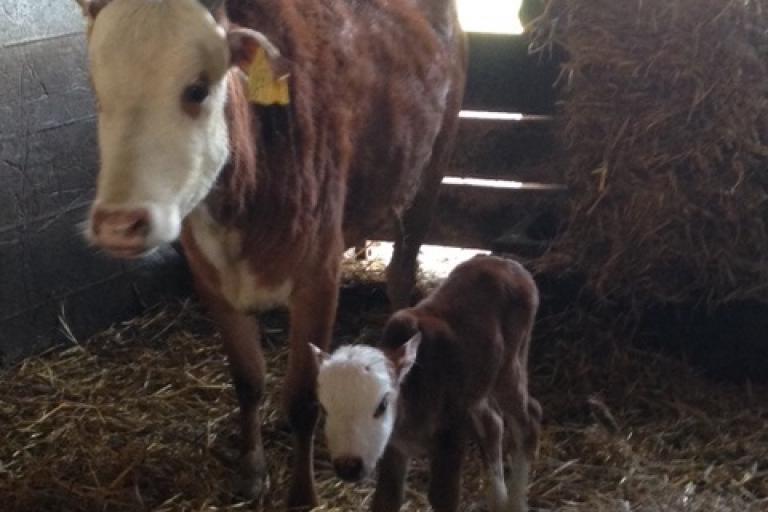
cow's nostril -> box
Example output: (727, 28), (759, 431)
(92, 208), (150, 241)
(125, 215), (149, 237)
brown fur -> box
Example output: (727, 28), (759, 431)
(207, 0), (467, 258)
(176, 0), (466, 509)
(375, 255), (542, 512)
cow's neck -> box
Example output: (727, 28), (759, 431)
(205, 72), (317, 251)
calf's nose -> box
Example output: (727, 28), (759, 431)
(90, 207), (150, 258)
(333, 456), (364, 482)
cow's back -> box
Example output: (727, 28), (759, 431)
(227, 0), (467, 243)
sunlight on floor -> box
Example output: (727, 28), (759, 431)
(457, 0), (524, 35)
(348, 242), (490, 280)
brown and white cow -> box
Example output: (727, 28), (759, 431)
(314, 255), (542, 512)
(74, 0), (466, 508)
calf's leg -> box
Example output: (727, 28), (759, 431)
(504, 416), (531, 512)
(470, 401), (510, 512)
(372, 445), (410, 512)
(427, 427), (466, 512)
(283, 271), (340, 510)
(494, 349), (540, 511)
(495, 381), (540, 512)
(206, 299), (267, 500)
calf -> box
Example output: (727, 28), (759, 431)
(73, 0), (466, 509)
(315, 255), (542, 512)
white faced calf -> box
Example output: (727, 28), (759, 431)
(315, 255), (542, 512)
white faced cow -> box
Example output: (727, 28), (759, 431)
(315, 255), (542, 512)
(74, 0), (466, 509)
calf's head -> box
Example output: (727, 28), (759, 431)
(313, 333), (421, 482)
(75, 0), (283, 257)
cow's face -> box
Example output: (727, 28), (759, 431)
(314, 336), (421, 482)
(76, 0), (280, 258)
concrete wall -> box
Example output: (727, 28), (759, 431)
(0, 1), (189, 366)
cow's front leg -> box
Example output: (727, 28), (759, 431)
(284, 268), (340, 510)
(206, 299), (267, 500)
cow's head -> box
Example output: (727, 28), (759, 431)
(76, 0), (282, 258)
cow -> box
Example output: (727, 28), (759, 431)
(314, 255), (542, 512)
(73, 0), (467, 508)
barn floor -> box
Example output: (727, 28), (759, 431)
(1, 249), (767, 512)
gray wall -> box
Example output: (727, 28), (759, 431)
(0, 1), (189, 365)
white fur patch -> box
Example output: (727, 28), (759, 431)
(505, 452), (529, 512)
(505, 420), (530, 512)
(317, 345), (397, 476)
(86, 0), (232, 247)
(188, 206), (293, 311)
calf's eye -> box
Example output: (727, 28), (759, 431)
(373, 395), (388, 418)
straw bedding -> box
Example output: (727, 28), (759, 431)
(1, 266), (766, 511)
(529, 0), (768, 308)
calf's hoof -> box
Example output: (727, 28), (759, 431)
(504, 498), (527, 512)
(285, 490), (319, 511)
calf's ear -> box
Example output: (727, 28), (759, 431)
(199, 0), (225, 11)
(392, 333), (422, 385)
(309, 343), (330, 369)
(75, 0), (111, 19)
(382, 310), (420, 347)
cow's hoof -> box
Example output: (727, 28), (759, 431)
(235, 470), (267, 501)
(234, 456), (268, 501)
(233, 450), (268, 501)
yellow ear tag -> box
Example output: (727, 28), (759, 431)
(247, 47), (290, 106)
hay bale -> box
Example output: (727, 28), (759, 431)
(529, 0), (768, 307)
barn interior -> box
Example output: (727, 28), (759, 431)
(1, 0), (767, 511)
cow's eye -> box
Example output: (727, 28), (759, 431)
(183, 82), (209, 104)
(373, 395), (388, 418)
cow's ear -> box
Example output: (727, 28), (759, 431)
(227, 28), (290, 78)
(199, 0), (225, 12)
(75, 0), (111, 19)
